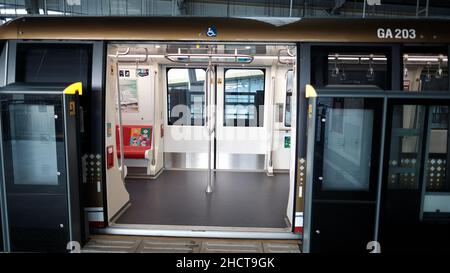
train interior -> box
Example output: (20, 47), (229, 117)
(104, 43), (298, 231)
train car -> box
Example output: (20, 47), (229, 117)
(0, 17), (449, 253)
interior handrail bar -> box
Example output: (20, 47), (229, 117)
(165, 48), (254, 65)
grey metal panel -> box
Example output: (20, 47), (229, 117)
(91, 42), (105, 155)
(62, 94), (73, 242)
(391, 45), (402, 91)
(294, 43), (311, 233)
(419, 108), (433, 221)
(302, 97), (317, 253)
(0, 96), (10, 251)
(95, 226), (301, 240)
(63, 94), (83, 244)
(6, 40), (16, 85)
(216, 154), (265, 170)
(374, 97), (388, 242)
(164, 152), (209, 169)
(0, 42), (7, 87)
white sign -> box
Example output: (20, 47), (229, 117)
(367, 0), (381, 6)
(66, 0), (81, 6)
(377, 28), (416, 39)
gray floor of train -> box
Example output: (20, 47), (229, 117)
(115, 170), (290, 228)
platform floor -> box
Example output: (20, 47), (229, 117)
(82, 235), (301, 253)
(115, 170), (290, 228)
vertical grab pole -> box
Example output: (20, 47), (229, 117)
(267, 75), (276, 176)
(151, 70), (158, 166)
(206, 59), (214, 193)
(114, 47), (131, 182)
(115, 61), (125, 182)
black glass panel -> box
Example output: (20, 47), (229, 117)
(15, 44), (91, 88)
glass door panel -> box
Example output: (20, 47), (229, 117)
(310, 97), (383, 252)
(0, 94), (66, 194)
(381, 101), (450, 252)
(387, 105), (425, 190)
(313, 97), (382, 200)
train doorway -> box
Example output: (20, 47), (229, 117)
(101, 43), (301, 237)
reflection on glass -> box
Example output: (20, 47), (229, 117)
(403, 53), (449, 92)
(285, 70), (293, 127)
(320, 98), (374, 191)
(8, 104), (58, 185)
(388, 105), (425, 189)
(167, 68), (205, 126)
(224, 69), (265, 127)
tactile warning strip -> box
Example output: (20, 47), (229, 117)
(82, 238), (141, 253)
(82, 235), (301, 253)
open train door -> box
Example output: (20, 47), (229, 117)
(104, 56), (130, 223)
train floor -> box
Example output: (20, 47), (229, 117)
(82, 235), (301, 253)
(114, 169), (290, 228)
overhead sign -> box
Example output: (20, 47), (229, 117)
(377, 28), (416, 39)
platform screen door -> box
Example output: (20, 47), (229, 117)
(0, 93), (69, 252)
(310, 97), (382, 252)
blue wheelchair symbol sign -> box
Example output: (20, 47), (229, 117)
(206, 26), (217, 37)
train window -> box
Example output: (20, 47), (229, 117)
(15, 43), (91, 87)
(224, 69), (265, 127)
(285, 70), (294, 127)
(311, 47), (390, 90)
(403, 52), (449, 92)
(167, 68), (206, 126)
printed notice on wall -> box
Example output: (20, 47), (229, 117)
(118, 78), (139, 113)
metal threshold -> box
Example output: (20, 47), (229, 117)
(94, 223), (302, 240)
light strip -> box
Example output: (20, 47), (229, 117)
(109, 54), (296, 60)
(405, 58), (448, 62)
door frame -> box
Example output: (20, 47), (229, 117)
(108, 42), (300, 235)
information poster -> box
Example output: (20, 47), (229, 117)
(118, 78), (139, 112)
